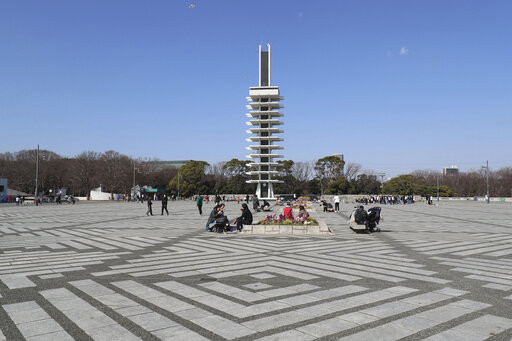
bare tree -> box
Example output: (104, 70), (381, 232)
(99, 150), (132, 196)
(292, 161), (313, 182)
(344, 162), (362, 181)
(72, 151), (101, 197)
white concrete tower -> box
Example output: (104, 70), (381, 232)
(245, 44), (284, 200)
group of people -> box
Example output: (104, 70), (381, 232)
(283, 204), (309, 220)
(252, 196), (271, 212)
(205, 202), (253, 233)
(355, 195), (415, 205)
(146, 195), (169, 216)
(14, 195), (25, 205)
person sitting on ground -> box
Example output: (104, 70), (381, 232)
(298, 205), (309, 219)
(213, 204), (230, 232)
(262, 200), (271, 211)
(252, 196), (260, 212)
(206, 204), (222, 230)
(283, 203), (294, 220)
(235, 203), (253, 231)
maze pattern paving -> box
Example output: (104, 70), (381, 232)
(0, 201), (511, 340)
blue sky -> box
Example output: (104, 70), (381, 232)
(1, 0), (511, 176)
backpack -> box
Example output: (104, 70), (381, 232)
(367, 207), (381, 223)
(354, 208), (368, 224)
(215, 216), (229, 227)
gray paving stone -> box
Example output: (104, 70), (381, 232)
(255, 329), (316, 340)
(26, 330), (74, 341)
(128, 312), (177, 331)
(250, 272), (276, 279)
(152, 325), (208, 340)
(243, 282), (273, 290)
(16, 319), (63, 338)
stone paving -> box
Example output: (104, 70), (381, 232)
(0, 200), (511, 340)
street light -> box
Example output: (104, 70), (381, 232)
(132, 163), (142, 201)
(436, 175), (440, 201)
(481, 161), (490, 204)
(177, 169), (181, 200)
(378, 173), (385, 194)
(35, 145), (39, 206)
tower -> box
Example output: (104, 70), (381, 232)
(245, 44), (284, 200)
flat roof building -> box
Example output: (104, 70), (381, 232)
(148, 160), (192, 171)
(443, 165), (459, 175)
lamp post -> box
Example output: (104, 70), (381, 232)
(378, 173), (386, 194)
(177, 169), (181, 200)
(35, 145), (39, 206)
(132, 163), (142, 201)
(436, 175), (440, 201)
(481, 161), (489, 204)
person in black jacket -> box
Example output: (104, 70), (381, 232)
(146, 198), (153, 216)
(161, 195), (169, 215)
(252, 196), (260, 212)
(236, 203), (253, 232)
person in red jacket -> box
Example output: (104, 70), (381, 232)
(283, 204), (294, 220)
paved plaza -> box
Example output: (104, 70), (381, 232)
(0, 200), (511, 340)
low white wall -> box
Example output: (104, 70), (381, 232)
(320, 195), (512, 203)
(90, 190), (116, 201)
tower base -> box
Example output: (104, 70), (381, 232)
(256, 182), (275, 200)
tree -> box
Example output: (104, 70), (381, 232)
(291, 161), (313, 195)
(223, 159), (250, 177)
(350, 174), (381, 194)
(71, 151), (100, 197)
(167, 161), (209, 197)
(325, 176), (349, 194)
(274, 160), (295, 194)
(98, 150), (132, 195)
(344, 162), (362, 181)
(314, 155), (345, 194)
(222, 159), (253, 194)
(382, 175), (423, 195)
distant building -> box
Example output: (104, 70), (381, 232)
(443, 165), (459, 175)
(332, 154), (345, 175)
(150, 160), (192, 172)
(0, 178), (7, 203)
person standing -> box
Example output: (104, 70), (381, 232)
(196, 194), (203, 215)
(161, 195), (169, 215)
(146, 197), (153, 216)
(334, 195), (340, 212)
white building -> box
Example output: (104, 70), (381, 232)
(245, 44), (284, 200)
(443, 165), (459, 175)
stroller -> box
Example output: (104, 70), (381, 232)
(349, 206), (382, 233)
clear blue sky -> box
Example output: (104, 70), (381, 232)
(1, 0), (511, 176)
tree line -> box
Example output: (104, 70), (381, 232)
(1, 149), (510, 198)
(0, 149), (176, 197)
